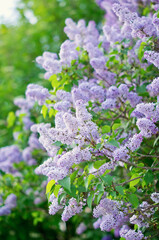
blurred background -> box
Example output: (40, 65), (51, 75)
(0, 0), (104, 147)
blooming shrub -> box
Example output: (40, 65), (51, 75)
(1, 0), (159, 239)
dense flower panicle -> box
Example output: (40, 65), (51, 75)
(36, 51), (58, 65)
(28, 133), (43, 150)
(136, 118), (158, 138)
(71, 88), (88, 103)
(76, 223), (87, 235)
(5, 194), (17, 209)
(147, 77), (159, 97)
(112, 3), (138, 25)
(14, 97), (34, 110)
(102, 98), (118, 109)
(22, 147), (37, 166)
(93, 198), (126, 233)
(100, 215), (116, 231)
(0, 194), (17, 216)
(153, 13), (159, 31)
(0, 145), (22, 173)
(127, 92), (142, 107)
(106, 86), (119, 98)
(144, 51), (159, 69)
(153, 3), (159, 11)
(75, 100), (92, 122)
(113, 3), (157, 40)
(127, 133), (143, 151)
(90, 85), (106, 102)
(0, 206), (11, 216)
(98, 162), (116, 175)
(35, 157), (69, 181)
(151, 192), (159, 203)
(139, 201), (154, 217)
(23, 116), (34, 130)
(63, 112), (78, 134)
(26, 84), (51, 105)
(49, 193), (63, 215)
(90, 57), (107, 70)
(59, 40), (79, 67)
(113, 146), (130, 162)
(55, 112), (66, 129)
(103, 24), (123, 45)
(61, 198), (84, 221)
(36, 51), (61, 78)
(131, 16), (157, 39)
(130, 214), (149, 228)
(118, 84), (129, 100)
(54, 100), (71, 112)
(64, 18), (99, 47)
(56, 90), (72, 102)
(135, 102), (159, 122)
(120, 228), (144, 240)
(85, 43), (103, 60)
(131, 110), (145, 118)
(93, 218), (102, 229)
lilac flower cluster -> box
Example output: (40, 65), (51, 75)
(113, 3), (157, 39)
(0, 194), (17, 216)
(93, 198), (126, 233)
(146, 77), (159, 97)
(22, 133), (43, 166)
(119, 225), (144, 240)
(151, 192), (159, 203)
(102, 84), (142, 110)
(76, 223), (87, 235)
(0, 145), (22, 174)
(144, 51), (159, 69)
(26, 84), (51, 105)
(33, 99), (96, 181)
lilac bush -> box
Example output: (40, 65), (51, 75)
(1, 0), (159, 239)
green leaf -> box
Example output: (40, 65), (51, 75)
(7, 112), (16, 128)
(94, 160), (105, 169)
(138, 42), (146, 61)
(70, 170), (79, 183)
(94, 191), (104, 204)
(46, 180), (56, 194)
(53, 185), (61, 198)
(41, 105), (48, 119)
(110, 191), (116, 197)
(128, 194), (139, 208)
(101, 175), (113, 186)
(102, 125), (111, 134)
(96, 143), (102, 149)
(87, 192), (94, 208)
(49, 108), (55, 118)
(96, 183), (104, 192)
(85, 174), (95, 190)
(58, 176), (71, 192)
(136, 84), (148, 97)
(153, 136), (159, 147)
(108, 139), (120, 148)
(53, 141), (63, 147)
(115, 186), (124, 195)
(129, 174), (141, 187)
(112, 123), (121, 131)
(50, 74), (61, 90)
(144, 171), (154, 184)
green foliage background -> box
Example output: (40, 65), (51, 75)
(0, 0), (104, 147)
